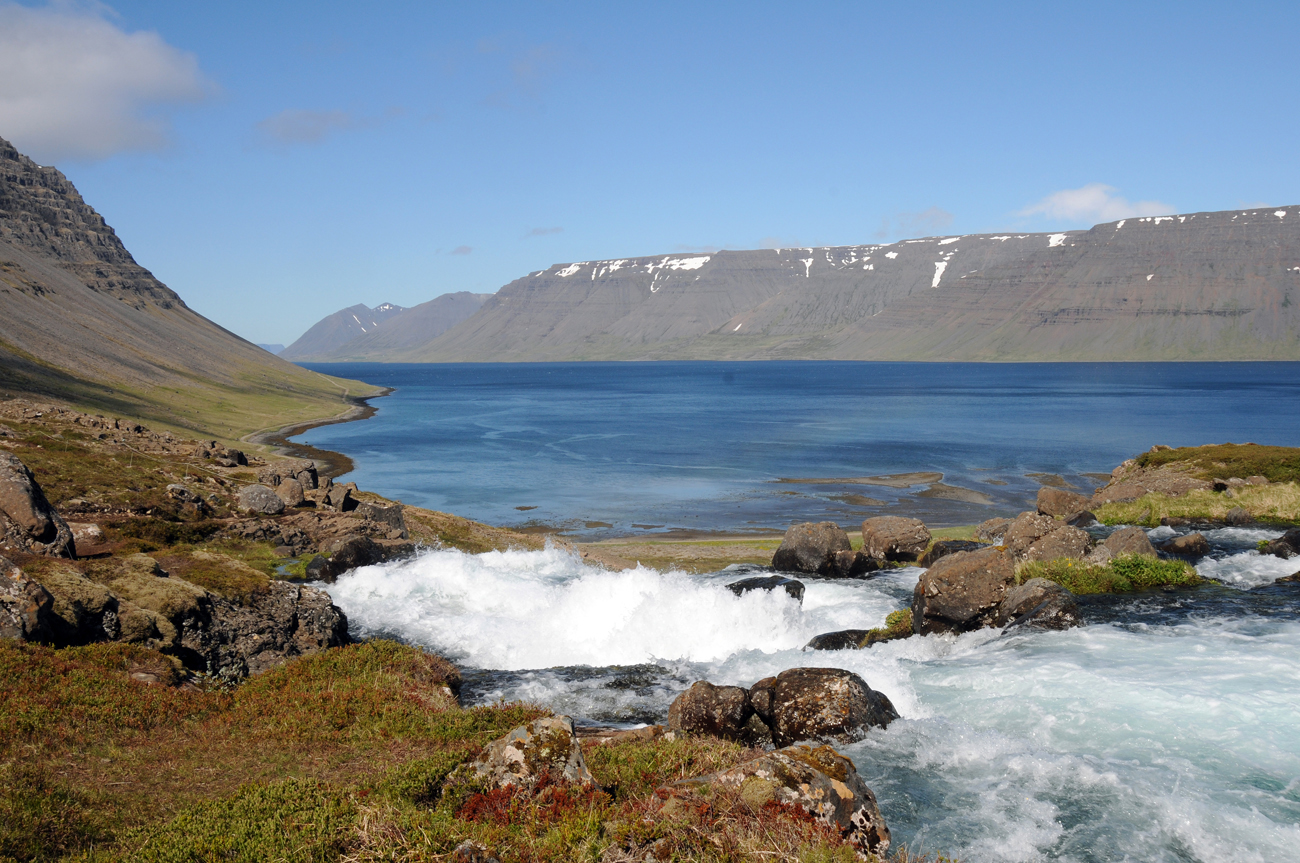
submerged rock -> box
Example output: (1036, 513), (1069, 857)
(771, 522), (852, 575)
(727, 574), (805, 602)
(995, 578), (1081, 630)
(668, 680), (754, 741)
(861, 516), (931, 562)
(750, 667), (897, 747)
(674, 743), (890, 859)
(912, 546), (1016, 635)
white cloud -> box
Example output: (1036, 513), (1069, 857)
(450, 245), (472, 255)
(0, 1), (211, 163)
(257, 109), (356, 144)
(1020, 183), (1174, 224)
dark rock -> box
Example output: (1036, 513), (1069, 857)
(275, 478), (306, 507)
(861, 516), (931, 561)
(830, 549), (883, 578)
(1261, 528), (1300, 559)
(911, 546), (1016, 635)
(1225, 507), (1253, 526)
(1037, 487), (1091, 517)
(995, 578), (1082, 630)
(0, 452), (74, 557)
(304, 556), (332, 580)
(674, 744), (890, 859)
(804, 629), (869, 651)
(1104, 526), (1158, 558)
(356, 501), (408, 538)
(1277, 572), (1300, 584)
(1064, 510), (1098, 528)
(464, 715), (593, 789)
(919, 539), (985, 567)
(771, 522), (852, 575)
(726, 575), (805, 602)
(326, 484), (356, 512)
(974, 517), (1012, 543)
(0, 554), (54, 641)
(667, 680), (754, 741)
(238, 484), (285, 515)
(750, 667), (897, 747)
(1159, 532), (1212, 558)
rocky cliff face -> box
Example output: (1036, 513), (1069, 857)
(409, 209), (1300, 362)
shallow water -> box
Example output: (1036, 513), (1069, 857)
(322, 525), (1300, 862)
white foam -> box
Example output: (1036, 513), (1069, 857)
(1048, 233), (1067, 247)
(1197, 551), (1297, 588)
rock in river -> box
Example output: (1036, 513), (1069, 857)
(727, 574), (805, 602)
(1103, 526), (1158, 558)
(668, 680), (754, 741)
(911, 545), (1016, 635)
(749, 667), (897, 747)
(995, 577), (1081, 630)
(919, 539), (986, 567)
(1159, 532), (1212, 558)
(771, 521), (851, 575)
(861, 516), (931, 561)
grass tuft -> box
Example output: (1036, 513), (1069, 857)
(1135, 443), (1300, 483)
(1094, 484), (1300, 526)
(1016, 554), (1201, 595)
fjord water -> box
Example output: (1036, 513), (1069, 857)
(300, 362), (1300, 861)
(298, 362), (1300, 537)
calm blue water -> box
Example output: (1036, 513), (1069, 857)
(296, 362), (1300, 537)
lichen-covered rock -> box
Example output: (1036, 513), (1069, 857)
(356, 501), (409, 538)
(1037, 487), (1091, 517)
(1003, 512), (1092, 562)
(860, 516), (931, 561)
(0, 452), (74, 557)
(667, 680), (754, 740)
(238, 484), (285, 515)
(749, 667), (897, 747)
(466, 715), (593, 790)
(674, 743), (891, 859)
(0, 554), (54, 641)
(911, 546), (1016, 635)
(771, 522), (852, 575)
(275, 478), (306, 507)
(726, 575), (805, 602)
(1160, 532), (1212, 558)
(919, 539), (986, 567)
(995, 578), (1082, 630)
(1103, 526), (1158, 558)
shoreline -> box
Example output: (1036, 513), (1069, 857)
(242, 386), (393, 478)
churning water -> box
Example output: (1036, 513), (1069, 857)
(323, 525), (1300, 863)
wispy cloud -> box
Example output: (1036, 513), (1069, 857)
(450, 245), (473, 255)
(255, 106), (403, 146)
(482, 41), (569, 110)
(0, 0), (213, 162)
(525, 226), (563, 237)
(1020, 183), (1173, 224)
(873, 207), (953, 240)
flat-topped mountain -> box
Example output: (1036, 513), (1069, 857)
(0, 136), (380, 439)
(284, 292), (490, 362)
(398, 209), (1299, 362)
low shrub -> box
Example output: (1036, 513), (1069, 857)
(1017, 554), (1200, 595)
(0, 764), (105, 862)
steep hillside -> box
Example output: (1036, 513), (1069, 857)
(281, 302), (406, 360)
(408, 209), (1300, 362)
(290, 291), (490, 361)
(0, 136), (382, 441)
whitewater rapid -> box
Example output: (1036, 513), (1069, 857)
(321, 529), (1300, 862)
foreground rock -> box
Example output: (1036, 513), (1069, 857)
(0, 453), (75, 557)
(727, 574), (805, 602)
(0, 554), (54, 641)
(861, 516), (930, 561)
(675, 743), (891, 859)
(919, 539), (986, 567)
(771, 522), (852, 575)
(1262, 528), (1300, 559)
(750, 667), (897, 747)
(912, 546), (1016, 635)
(464, 715), (593, 790)
(1103, 526), (1158, 558)
(994, 578), (1082, 630)
(668, 680), (754, 741)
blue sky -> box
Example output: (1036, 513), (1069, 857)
(2, 1), (1297, 345)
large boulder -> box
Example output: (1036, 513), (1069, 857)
(861, 516), (931, 561)
(0, 554), (54, 641)
(667, 680), (753, 741)
(919, 539), (986, 567)
(726, 575), (805, 602)
(275, 478), (306, 508)
(238, 484), (285, 515)
(1262, 528), (1300, 559)
(1037, 487), (1091, 517)
(994, 578), (1082, 630)
(749, 667), (897, 747)
(1103, 526), (1158, 558)
(1003, 512), (1092, 562)
(974, 517), (1012, 543)
(356, 501), (409, 539)
(0, 453), (74, 557)
(675, 744), (890, 859)
(911, 546), (1016, 635)
(1159, 532), (1212, 558)
(464, 715), (593, 790)
(771, 522), (852, 575)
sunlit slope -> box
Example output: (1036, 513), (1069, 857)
(0, 136), (381, 441)
(411, 209), (1300, 362)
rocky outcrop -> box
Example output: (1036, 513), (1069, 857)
(356, 501), (409, 539)
(749, 667), (897, 747)
(668, 681), (754, 741)
(994, 578), (1081, 630)
(0, 554), (54, 641)
(911, 546), (1016, 635)
(919, 539), (986, 567)
(238, 484), (285, 515)
(1037, 487), (1091, 517)
(771, 522), (852, 575)
(1262, 528), (1300, 559)
(1002, 512), (1092, 562)
(1103, 526), (1158, 558)
(0, 453), (74, 557)
(860, 516), (930, 561)
(726, 575), (805, 602)
(307, 534), (416, 582)
(674, 744), (890, 859)
(258, 459), (319, 491)
(463, 715), (593, 790)
(1159, 532), (1211, 557)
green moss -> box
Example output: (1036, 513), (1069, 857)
(860, 608), (913, 647)
(1016, 554), (1201, 595)
(376, 751), (471, 807)
(1135, 443), (1300, 483)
